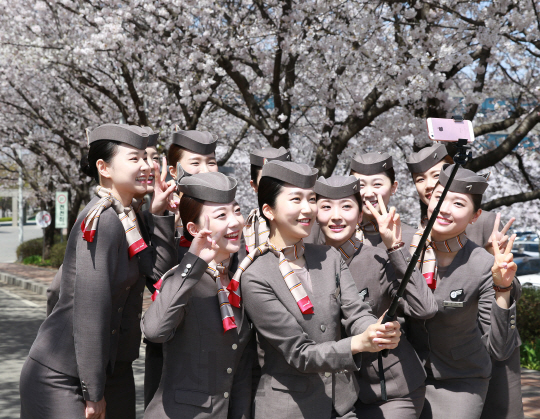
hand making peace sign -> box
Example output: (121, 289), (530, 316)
(491, 234), (517, 289)
(486, 213), (516, 256)
(150, 156), (178, 216)
(364, 194), (402, 249)
(189, 215), (224, 264)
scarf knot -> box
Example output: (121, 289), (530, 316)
(244, 208), (270, 254)
(207, 259), (238, 333)
(337, 234), (363, 265)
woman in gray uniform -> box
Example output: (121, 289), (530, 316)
(244, 146), (291, 253)
(20, 124), (177, 419)
(406, 164), (519, 419)
(349, 152), (417, 249)
(406, 144), (523, 419)
(314, 175), (437, 418)
(238, 160), (402, 418)
(142, 172), (254, 419)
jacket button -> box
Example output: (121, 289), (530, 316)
(181, 273), (187, 277)
(186, 264), (192, 269)
(232, 344), (238, 350)
(227, 368), (232, 374)
(324, 372), (331, 377)
(112, 329), (117, 335)
(320, 325), (326, 332)
(118, 307), (123, 313)
(510, 314), (515, 319)
(511, 325), (516, 329)
(510, 320), (516, 325)
(183, 269), (188, 274)
(223, 392), (229, 398)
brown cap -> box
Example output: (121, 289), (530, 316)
(88, 124), (149, 150)
(350, 152), (393, 175)
(178, 172), (237, 203)
(313, 175), (359, 199)
(141, 126), (159, 147)
(439, 164), (489, 195)
(171, 130), (217, 155)
(406, 143), (448, 174)
(261, 161), (318, 189)
(250, 147), (291, 166)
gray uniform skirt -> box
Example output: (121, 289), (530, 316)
(20, 357), (86, 419)
(355, 384), (426, 419)
(420, 375), (489, 419)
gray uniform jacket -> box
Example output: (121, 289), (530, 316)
(29, 198), (175, 402)
(407, 241), (518, 381)
(241, 244), (378, 418)
(349, 245), (437, 403)
(466, 210), (497, 248)
(142, 252), (254, 419)
(365, 222), (417, 250)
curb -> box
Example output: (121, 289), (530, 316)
(0, 271), (48, 295)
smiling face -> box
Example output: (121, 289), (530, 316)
(353, 172), (397, 220)
(145, 146), (159, 194)
(187, 201), (244, 263)
(263, 184), (318, 246)
(169, 149), (218, 179)
(317, 196), (362, 248)
(97, 143), (150, 205)
(412, 160), (447, 206)
(428, 184), (481, 241)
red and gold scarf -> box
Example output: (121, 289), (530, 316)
(243, 208), (270, 254)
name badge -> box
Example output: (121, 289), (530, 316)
(443, 301), (464, 308)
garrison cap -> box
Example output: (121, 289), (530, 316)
(314, 176), (360, 200)
(250, 147), (291, 166)
(171, 129), (217, 155)
(178, 172), (237, 203)
(141, 126), (159, 147)
(350, 152), (393, 175)
(439, 164), (489, 195)
(406, 143), (448, 174)
(87, 124), (149, 150)
(261, 161), (318, 189)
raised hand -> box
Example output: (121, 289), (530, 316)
(351, 312), (401, 353)
(189, 215), (223, 264)
(364, 194), (402, 249)
(486, 213), (516, 256)
(150, 156), (178, 216)
(492, 234), (517, 289)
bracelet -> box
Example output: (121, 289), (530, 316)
(493, 284), (513, 293)
(387, 242), (405, 253)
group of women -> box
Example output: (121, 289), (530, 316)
(19, 123), (523, 419)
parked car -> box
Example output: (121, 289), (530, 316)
(512, 241), (540, 258)
(515, 257), (540, 288)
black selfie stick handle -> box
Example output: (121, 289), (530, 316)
(377, 139), (470, 401)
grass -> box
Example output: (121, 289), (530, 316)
(0, 217), (13, 222)
(22, 255), (52, 267)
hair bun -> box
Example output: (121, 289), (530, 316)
(80, 154), (93, 177)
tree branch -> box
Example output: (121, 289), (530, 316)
(482, 189), (540, 211)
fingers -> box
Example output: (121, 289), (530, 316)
(504, 234), (516, 255)
(491, 212), (501, 236)
(500, 217), (516, 236)
(388, 206), (396, 221)
(203, 215), (210, 231)
(364, 200), (380, 220)
(160, 156), (168, 183)
(492, 239), (501, 256)
(377, 194), (387, 216)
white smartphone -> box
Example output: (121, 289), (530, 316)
(426, 118), (475, 143)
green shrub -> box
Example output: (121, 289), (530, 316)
(520, 339), (540, 371)
(50, 242), (67, 268)
(0, 217), (12, 222)
(17, 238), (43, 260)
(517, 285), (540, 344)
(22, 255), (51, 267)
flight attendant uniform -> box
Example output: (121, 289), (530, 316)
(404, 165), (519, 419)
(406, 145), (524, 419)
(142, 172), (254, 419)
(239, 161), (379, 419)
(20, 124), (176, 419)
(350, 153), (417, 249)
(314, 175), (438, 419)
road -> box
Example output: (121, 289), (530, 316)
(0, 224), (44, 263)
(0, 282), (145, 419)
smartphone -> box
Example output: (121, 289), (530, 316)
(426, 118), (475, 143)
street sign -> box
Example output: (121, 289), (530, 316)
(55, 191), (68, 229)
(36, 211), (52, 228)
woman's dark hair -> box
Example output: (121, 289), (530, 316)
(258, 177), (286, 223)
(167, 144), (187, 168)
(350, 167), (395, 184)
(251, 164), (263, 185)
(179, 195), (205, 242)
(80, 140), (120, 183)
(316, 192), (363, 213)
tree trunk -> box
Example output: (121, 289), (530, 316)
(42, 201), (55, 260)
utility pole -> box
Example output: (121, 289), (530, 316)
(18, 146), (24, 245)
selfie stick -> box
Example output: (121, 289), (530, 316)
(377, 126), (472, 401)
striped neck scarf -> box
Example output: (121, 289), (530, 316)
(243, 208), (270, 254)
(337, 234), (363, 266)
(410, 222), (468, 290)
(207, 259), (238, 333)
(81, 186), (147, 258)
(359, 219), (379, 235)
(234, 239), (314, 314)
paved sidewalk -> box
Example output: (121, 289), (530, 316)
(1, 262), (540, 418)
